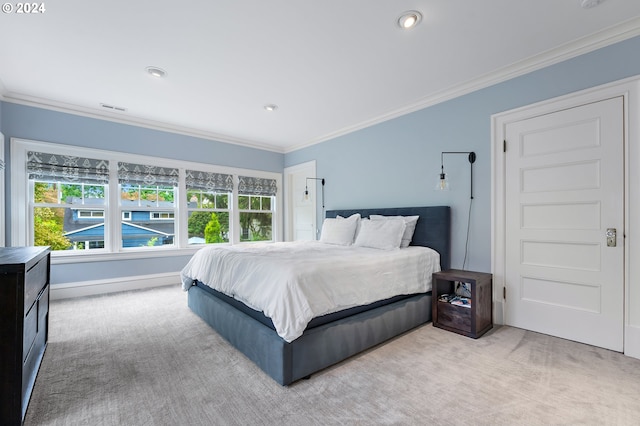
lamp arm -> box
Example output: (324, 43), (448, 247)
(305, 177), (326, 209)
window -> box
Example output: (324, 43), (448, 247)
(118, 162), (178, 249)
(28, 151), (109, 252)
(13, 139), (281, 259)
(186, 170), (233, 245)
(238, 176), (276, 242)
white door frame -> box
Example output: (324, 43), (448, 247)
(491, 75), (640, 359)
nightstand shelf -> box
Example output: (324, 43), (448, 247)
(432, 269), (493, 338)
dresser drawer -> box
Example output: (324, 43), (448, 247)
(22, 304), (38, 362)
(21, 322), (45, 419)
(24, 256), (48, 312)
(38, 286), (49, 327)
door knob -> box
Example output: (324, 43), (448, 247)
(606, 228), (617, 247)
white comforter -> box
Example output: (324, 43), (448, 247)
(180, 241), (440, 342)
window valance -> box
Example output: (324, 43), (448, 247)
(185, 170), (233, 192)
(118, 162), (179, 187)
(27, 151), (109, 184)
(238, 176), (277, 196)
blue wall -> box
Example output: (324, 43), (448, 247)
(285, 35), (640, 272)
(1, 103), (284, 285)
(1, 103), (283, 172)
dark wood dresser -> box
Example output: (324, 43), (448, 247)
(0, 246), (51, 426)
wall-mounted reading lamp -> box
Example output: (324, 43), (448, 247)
(436, 151), (476, 199)
(303, 177), (325, 209)
(437, 151), (476, 269)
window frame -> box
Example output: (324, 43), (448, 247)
(30, 180), (109, 254)
(11, 138), (282, 263)
(237, 194), (276, 243)
(186, 189), (231, 246)
(118, 183), (178, 250)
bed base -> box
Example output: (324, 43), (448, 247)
(188, 284), (431, 385)
(187, 205), (449, 385)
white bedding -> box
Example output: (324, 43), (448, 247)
(180, 241), (440, 342)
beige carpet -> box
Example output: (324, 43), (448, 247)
(24, 285), (640, 425)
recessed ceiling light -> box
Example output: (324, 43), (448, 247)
(264, 104), (278, 112)
(397, 11), (422, 29)
(145, 66), (167, 78)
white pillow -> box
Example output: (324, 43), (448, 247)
(370, 215), (419, 248)
(320, 214), (360, 245)
(338, 214), (363, 240)
(354, 218), (406, 250)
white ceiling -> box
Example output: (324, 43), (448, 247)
(1, 1), (640, 153)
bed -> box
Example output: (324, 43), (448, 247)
(182, 206), (450, 385)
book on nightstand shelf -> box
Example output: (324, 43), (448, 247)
(438, 294), (472, 308)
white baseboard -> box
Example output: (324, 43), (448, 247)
(625, 324), (640, 360)
(50, 272), (181, 300)
(493, 299), (504, 325)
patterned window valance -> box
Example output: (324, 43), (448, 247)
(118, 162), (179, 187)
(185, 170), (233, 192)
(27, 151), (109, 184)
(238, 176), (277, 196)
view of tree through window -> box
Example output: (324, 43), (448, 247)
(33, 181), (106, 250)
(238, 194), (273, 242)
(120, 184), (174, 206)
(187, 190), (230, 244)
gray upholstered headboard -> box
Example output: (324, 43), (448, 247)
(325, 206), (451, 270)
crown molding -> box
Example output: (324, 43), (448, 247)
(285, 17), (640, 153)
(0, 93), (286, 154)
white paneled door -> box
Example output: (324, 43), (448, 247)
(284, 162), (316, 241)
(505, 96), (624, 351)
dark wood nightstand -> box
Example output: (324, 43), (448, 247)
(432, 269), (493, 338)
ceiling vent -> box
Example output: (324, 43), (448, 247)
(100, 103), (127, 112)
(580, 0), (605, 9)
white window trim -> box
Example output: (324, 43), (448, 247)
(77, 210), (105, 218)
(11, 138), (282, 263)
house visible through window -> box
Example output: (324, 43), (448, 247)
(118, 162), (178, 249)
(118, 183), (176, 248)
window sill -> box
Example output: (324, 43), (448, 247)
(50, 246), (206, 264)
